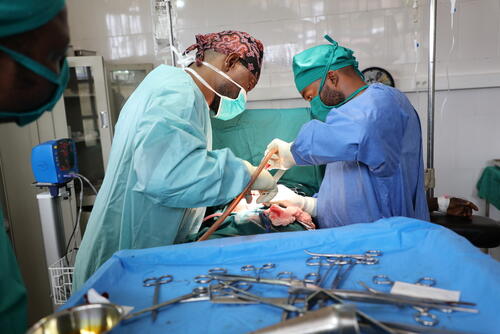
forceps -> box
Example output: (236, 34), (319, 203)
(194, 267), (228, 284)
(306, 256), (350, 287)
(372, 275), (438, 327)
(143, 274), (173, 322)
(126, 286), (210, 320)
(218, 281), (302, 313)
(305, 250), (382, 264)
(331, 258), (356, 289)
(241, 263), (276, 281)
(305, 256), (327, 284)
(372, 275), (436, 287)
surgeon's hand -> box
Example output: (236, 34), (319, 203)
(447, 198), (479, 219)
(242, 161), (277, 202)
(265, 139), (296, 170)
(262, 184), (317, 216)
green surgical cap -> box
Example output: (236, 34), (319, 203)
(293, 35), (363, 93)
(0, 0), (65, 38)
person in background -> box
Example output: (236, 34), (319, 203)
(429, 196), (478, 218)
(262, 35), (429, 228)
(73, 31), (277, 290)
(0, 0), (69, 332)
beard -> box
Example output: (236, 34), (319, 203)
(209, 81), (239, 112)
(320, 85), (345, 106)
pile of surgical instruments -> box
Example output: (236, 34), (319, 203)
(121, 250), (477, 334)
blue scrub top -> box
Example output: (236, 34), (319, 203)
(292, 83), (429, 228)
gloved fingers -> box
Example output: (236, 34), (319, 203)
(263, 148), (277, 161)
(269, 153), (280, 161)
(264, 153), (282, 170)
(266, 138), (283, 151)
(256, 187), (278, 203)
(267, 160), (282, 170)
(251, 169), (277, 191)
(267, 200), (294, 208)
(242, 160), (255, 174)
(244, 191), (253, 204)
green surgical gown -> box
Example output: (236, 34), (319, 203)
(73, 65), (250, 290)
(0, 208), (27, 334)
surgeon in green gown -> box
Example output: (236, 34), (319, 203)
(0, 0), (70, 332)
(73, 31), (278, 290)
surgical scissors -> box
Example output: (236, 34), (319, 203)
(142, 274), (173, 322)
(241, 263), (276, 281)
(372, 275), (439, 326)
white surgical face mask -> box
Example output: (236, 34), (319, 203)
(171, 46), (196, 68)
(184, 61), (248, 121)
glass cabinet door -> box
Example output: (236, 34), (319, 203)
(107, 63), (153, 126)
(63, 56), (113, 196)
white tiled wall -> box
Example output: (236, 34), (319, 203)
(408, 88), (500, 222)
(67, 0), (158, 64)
(66, 1), (500, 222)
(67, 0), (500, 98)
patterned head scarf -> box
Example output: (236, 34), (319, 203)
(184, 30), (264, 79)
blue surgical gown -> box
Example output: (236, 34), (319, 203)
(291, 83), (429, 228)
(73, 65), (250, 290)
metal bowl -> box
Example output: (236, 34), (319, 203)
(27, 303), (124, 334)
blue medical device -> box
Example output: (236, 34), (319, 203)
(31, 139), (78, 188)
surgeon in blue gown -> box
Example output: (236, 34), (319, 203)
(73, 31), (277, 290)
(263, 35), (429, 228)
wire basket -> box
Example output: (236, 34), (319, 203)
(48, 250), (77, 305)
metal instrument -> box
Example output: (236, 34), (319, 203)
(219, 281), (302, 313)
(373, 275), (436, 287)
(372, 275), (439, 327)
(142, 274), (173, 322)
(331, 258), (356, 289)
(241, 263), (276, 281)
(305, 249), (382, 262)
(125, 286), (211, 320)
(209, 272), (319, 290)
(306, 256), (350, 287)
(194, 267), (228, 284)
(305, 253), (374, 289)
(249, 304), (361, 334)
(208, 272), (475, 311)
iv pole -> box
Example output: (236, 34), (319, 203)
(167, 0), (177, 67)
(426, 0), (437, 198)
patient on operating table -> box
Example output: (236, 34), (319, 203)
(188, 189), (316, 241)
(237, 190), (315, 228)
